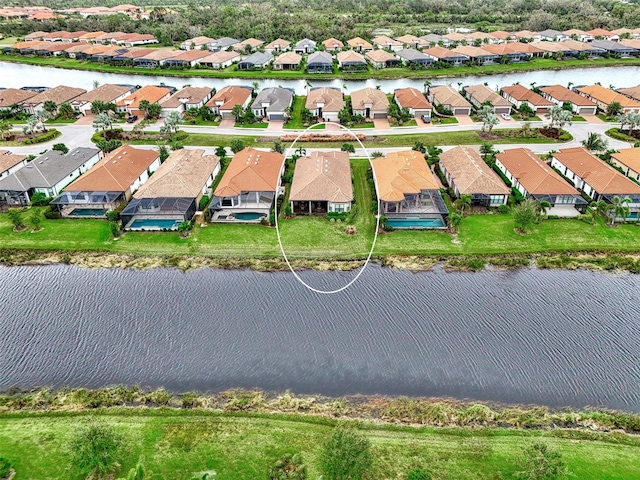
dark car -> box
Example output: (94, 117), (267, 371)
(126, 115), (138, 124)
(421, 114), (431, 123)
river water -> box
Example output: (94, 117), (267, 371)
(1, 264), (639, 411)
(1, 61), (640, 95)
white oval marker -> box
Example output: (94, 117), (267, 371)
(275, 122), (381, 295)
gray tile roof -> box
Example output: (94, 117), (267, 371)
(240, 51), (273, 66)
(591, 39), (638, 53)
(396, 48), (432, 61)
(295, 38), (316, 49)
(251, 87), (294, 113)
(0, 147), (100, 192)
(307, 51), (333, 65)
(213, 37), (240, 49)
(421, 34), (444, 43)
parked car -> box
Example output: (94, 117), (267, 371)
(501, 113), (511, 120)
(126, 115), (138, 123)
(421, 115), (431, 123)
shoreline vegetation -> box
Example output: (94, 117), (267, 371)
(2, 55), (640, 80)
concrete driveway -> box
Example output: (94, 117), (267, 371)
(219, 118), (235, 129)
(373, 118), (390, 129)
(455, 115), (474, 125)
(581, 115), (605, 124)
(267, 120), (284, 131)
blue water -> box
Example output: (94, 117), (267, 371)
(69, 208), (107, 217)
(128, 219), (180, 229)
(234, 212), (267, 220)
(387, 217), (445, 228)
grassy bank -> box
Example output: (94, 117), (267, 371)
(2, 54), (640, 80)
(1, 388), (639, 480)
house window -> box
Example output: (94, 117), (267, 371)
(489, 195), (504, 205)
(221, 198), (233, 207)
(556, 195), (574, 204)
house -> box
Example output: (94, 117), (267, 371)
(116, 85), (172, 117)
(35, 43), (71, 57)
(463, 84), (512, 114)
(206, 85), (253, 119)
(610, 148), (640, 182)
(273, 51), (302, 70)
(63, 43), (94, 58)
(395, 34), (429, 49)
(306, 87), (344, 122)
(22, 85), (87, 114)
(590, 39), (638, 57)
(210, 147), (284, 221)
(371, 35), (403, 52)
(537, 29), (569, 42)
(289, 151), (353, 214)
(365, 49), (399, 68)
(587, 28), (614, 40)
(551, 147), (640, 219)
(350, 87), (388, 119)
(50, 145), (160, 217)
(322, 38), (343, 52)
(293, 38), (316, 55)
(500, 84), (554, 113)
(237, 51), (273, 70)
(0, 88), (38, 111)
(160, 86), (214, 116)
(0, 147), (101, 206)
(24, 31), (48, 41)
(452, 45), (498, 65)
(534, 41), (578, 58)
(234, 38), (264, 52)
(120, 33), (158, 47)
(0, 150), (27, 179)
(336, 50), (367, 71)
(575, 84), (640, 113)
(163, 49), (211, 67)
(427, 85), (472, 116)
(488, 31), (514, 43)
(264, 38), (290, 54)
(396, 48), (434, 66)
(538, 84), (598, 115)
(560, 39), (605, 57)
(71, 84), (135, 115)
(371, 149), (448, 227)
(420, 33), (450, 47)
(620, 38), (640, 50)
(111, 48), (154, 65)
(347, 37), (373, 52)
(198, 50), (240, 69)
(439, 146), (510, 207)
(75, 44), (114, 60)
(443, 32), (466, 44)
(495, 148), (585, 217)
(617, 85), (640, 103)
(208, 37), (240, 52)
(180, 36), (214, 51)
(513, 30), (537, 42)
(394, 87), (432, 119)
(120, 149), (220, 230)
(306, 51), (334, 73)
(250, 87), (293, 121)
(423, 46), (468, 66)
(482, 43), (534, 62)
(564, 29), (594, 43)
(133, 49), (181, 68)
(467, 31), (496, 44)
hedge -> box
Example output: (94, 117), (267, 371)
(23, 129), (60, 144)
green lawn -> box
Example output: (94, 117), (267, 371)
(234, 122), (268, 128)
(597, 114), (617, 122)
(283, 96), (306, 129)
(0, 410), (638, 480)
(180, 115), (221, 127)
(349, 122), (375, 128)
(572, 116), (587, 122)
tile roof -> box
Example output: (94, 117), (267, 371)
(439, 146), (510, 196)
(322, 38), (344, 49)
(234, 38), (264, 50)
(396, 48), (431, 61)
(587, 28), (613, 36)
(215, 147), (283, 197)
(452, 45), (497, 57)
(24, 85), (87, 106)
(611, 148), (640, 174)
(0, 88), (38, 108)
(347, 37), (373, 49)
(350, 87), (389, 111)
(199, 50), (240, 64)
(160, 86), (213, 108)
(576, 84), (640, 108)
(206, 85), (252, 111)
(117, 85), (171, 108)
(250, 87), (293, 113)
(500, 84), (554, 107)
(365, 49), (396, 63)
(539, 84), (597, 107)
(134, 149), (219, 199)
(395, 34), (429, 46)
(307, 51), (333, 64)
(496, 148), (578, 195)
(170, 49), (211, 62)
(240, 51), (273, 65)
(264, 38), (291, 49)
(489, 30), (514, 40)
(139, 49), (181, 61)
(372, 150), (438, 202)
(305, 87), (344, 113)
(394, 87), (432, 110)
(553, 147), (640, 194)
(289, 151), (353, 203)
(273, 51), (302, 65)
(336, 50), (366, 64)
(617, 85), (640, 102)
(371, 35), (403, 48)
(0, 150), (26, 174)
(183, 36), (214, 46)
(71, 84), (133, 104)
(64, 145), (159, 192)
(428, 85), (472, 108)
(463, 84), (512, 107)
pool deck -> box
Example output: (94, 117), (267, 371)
(210, 206), (270, 223)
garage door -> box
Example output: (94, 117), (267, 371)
(414, 109), (431, 117)
(495, 107), (511, 115)
(270, 114), (284, 120)
(453, 108), (471, 116)
(372, 113), (387, 119)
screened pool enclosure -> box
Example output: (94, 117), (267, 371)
(120, 197), (196, 229)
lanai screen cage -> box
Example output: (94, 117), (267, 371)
(51, 191), (124, 209)
(120, 197), (196, 225)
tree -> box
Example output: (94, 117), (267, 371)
(480, 142), (496, 162)
(68, 423), (122, 478)
(412, 141), (426, 154)
(158, 144), (170, 163)
(581, 132), (608, 152)
(519, 103), (535, 118)
(321, 428), (373, 480)
(230, 139), (245, 153)
(0, 120), (13, 140)
(534, 200), (551, 222)
(34, 110), (50, 132)
(546, 105), (572, 129)
(177, 221), (192, 237)
(618, 112), (640, 133)
(52, 143), (69, 154)
(338, 107), (352, 125)
(93, 112), (113, 132)
(476, 105), (498, 132)
(0, 457), (11, 478)
(7, 208), (25, 231)
(606, 101), (623, 118)
(588, 200), (608, 224)
(341, 143), (355, 154)
(272, 140), (285, 154)
(30, 191), (51, 206)
(23, 115), (39, 136)
(43, 100), (57, 117)
(139, 100), (161, 120)
(160, 111), (181, 137)
(454, 194), (472, 216)
(295, 146), (306, 157)
(30, 210), (42, 231)
(58, 102), (75, 120)
(231, 104), (245, 122)
(447, 211), (463, 233)
(513, 198), (538, 233)
(516, 442), (568, 480)
(269, 453), (307, 480)
(610, 195), (632, 225)
(215, 145), (227, 161)
(97, 139), (123, 154)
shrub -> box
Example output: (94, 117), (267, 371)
(340, 143), (355, 153)
(52, 142), (69, 154)
(67, 424), (123, 478)
(44, 208), (62, 219)
(7, 208), (25, 230)
(30, 191), (52, 206)
(24, 128), (60, 144)
(0, 457), (11, 478)
(198, 195), (210, 211)
(269, 453), (307, 480)
(327, 212), (348, 221)
(109, 221), (121, 238)
(321, 428), (372, 480)
(497, 204), (510, 214)
(408, 470), (432, 480)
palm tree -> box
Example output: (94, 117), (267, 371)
(93, 112), (113, 132)
(479, 142), (496, 162)
(423, 80), (431, 94)
(610, 195), (632, 225)
(453, 194), (472, 216)
(477, 105), (499, 132)
(252, 81), (260, 93)
(534, 200), (551, 222)
(546, 105), (572, 129)
(581, 132), (608, 152)
(161, 111), (181, 136)
(305, 79), (312, 95)
(342, 83), (348, 94)
(34, 110), (50, 132)
(588, 199), (608, 224)
(447, 211), (463, 233)
(0, 120), (13, 140)
(231, 105), (245, 122)
(295, 146), (306, 156)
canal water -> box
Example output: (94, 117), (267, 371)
(1, 264), (639, 411)
(1, 61), (640, 95)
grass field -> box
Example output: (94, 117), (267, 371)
(0, 410), (638, 480)
(283, 96), (306, 129)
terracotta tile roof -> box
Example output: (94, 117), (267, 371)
(500, 84), (553, 107)
(134, 149), (219, 199)
(118, 48), (154, 59)
(394, 87), (432, 110)
(611, 148), (640, 174)
(264, 38), (290, 49)
(539, 84), (597, 107)
(611, 28), (633, 35)
(160, 86), (213, 108)
(424, 45), (466, 59)
(620, 39), (640, 50)
(395, 34), (429, 46)
(587, 28), (612, 36)
(72, 84), (133, 104)
(534, 42), (575, 53)
(365, 49), (396, 63)
(0, 150), (26, 174)
(496, 148), (578, 195)
(513, 30), (536, 38)
(322, 38), (344, 49)
(560, 39), (602, 51)
(372, 150), (438, 202)
(305, 87), (344, 114)
(553, 147), (640, 194)
(439, 146), (510, 196)
(138, 49), (180, 61)
(117, 85), (171, 108)
(168, 49), (210, 62)
(206, 85), (252, 111)
(199, 50), (240, 64)
(65, 145), (159, 192)
(78, 31), (106, 40)
(289, 151), (353, 203)
(350, 87), (389, 111)
(215, 147), (283, 197)
(13, 40), (47, 50)
(235, 38), (264, 50)
(489, 30), (514, 40)
(371, 35), (403, 48)
(443, 32), (466, 41)
(63, 43), (94, 53)
(24, 85), (86, 106)
(452, 45), (496, 57)
(468, 31), (493, 40)
(183, 36), (214, 46)
(564, 29), (587, 35)
(336, 50), (366, 64)
(617, 85), (640, 102)
(273, 51), (302, 66)
(347, 37), (372, 50)
(576, 84), (640, 109)
(483, 42), (541, 55)
(0, 88), (38, 108)
(464, 84), (512, 107)
(429, 85), (472, 109)
(79, 45), (114, 55)
(24, 31), (47, 40)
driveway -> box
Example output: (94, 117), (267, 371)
(581, 115), (605, 124)
(373, 118), (390, 129)
(219, 118), (235, 129)
(454, 115), (474, 125)
(267, 120), (284, 131)
(74, 115), (95, 126)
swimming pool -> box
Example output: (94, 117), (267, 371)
(386, 217), (446, 229)
(232, 212), (267, 221)
(68, 208), (107, 217)
(128, 219), (181, 230)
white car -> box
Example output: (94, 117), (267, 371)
(501, 113), (511, 120)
